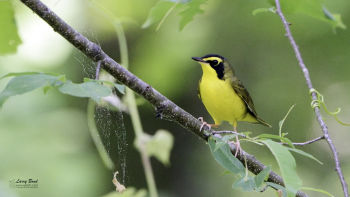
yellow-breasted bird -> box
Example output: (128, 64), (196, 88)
(192, 54), (271, 133)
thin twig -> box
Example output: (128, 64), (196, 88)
(292, 136), (325, 146)
(280, 136), (325, 146)
(274, 0), (349, 196)
(211, 130), (247, 138)
(18, 0), (308, 196)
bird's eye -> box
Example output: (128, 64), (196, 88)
(212, 60), (218, 65)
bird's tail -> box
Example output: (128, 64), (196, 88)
(257, 117), (272, 128)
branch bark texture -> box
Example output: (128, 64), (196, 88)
(19, 0), (308, 196)
(275, 0), (349, 196)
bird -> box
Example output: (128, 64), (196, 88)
(192, 54), (271, 154)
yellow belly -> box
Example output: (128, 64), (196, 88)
(199, 76), (249, 126)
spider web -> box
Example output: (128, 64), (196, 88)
(77, 47), (128, 184)
(95, 106), (128, 184)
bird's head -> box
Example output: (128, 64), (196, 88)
(192, 54), (227, 80)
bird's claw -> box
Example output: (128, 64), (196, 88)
(198, 117), (212, 132)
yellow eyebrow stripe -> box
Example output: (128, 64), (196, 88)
(202, 57), (223, 63)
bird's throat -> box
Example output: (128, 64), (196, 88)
(200, 63), (219, 81)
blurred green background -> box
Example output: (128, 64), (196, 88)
(1, 0), (350, 196)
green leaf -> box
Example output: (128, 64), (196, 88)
(83, 77), (114, 85)
(213, 141), (226, 152)
(301, 187), (335, 197)
(0, 73), (116, 107)
(208, 137), (245, 176)
(232, 166), (271, 192)
(138, 129), (174, 165)
(221, 134), (237, 142)
(232, 176), (256, 192)
(254, 166), (271, 188)
(267, 0), (346, 30)
(83, 78), (125, 94)
(0, 72), (44, 79)
(58, 81), (112, 102)
(43, 85), (53, 94)
(0, 74), (60, 107)
(178, 0), (207, 30)
(287, 148), (323, 165)
(114, 84), (126, 94)
(281, 138), (294, 148)
(0, 1), (22, 55)
(262, 139), (302, 197)
(255, 134), (294, 148)
(142, 0), (176, 29)
(322, 7), (346, 30)
(252, 7), (275, 16)
(102, 187), (147, 197)
(266, 182), (287, 197)
(143, 0), (208, 30)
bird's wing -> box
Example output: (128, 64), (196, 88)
(223, 62), (258, 118)
(224, 62), (271, 127)
(230, 77), (258, 118)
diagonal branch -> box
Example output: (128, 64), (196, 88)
(19, 0), (307, 196)
(274, 0), (349, 196)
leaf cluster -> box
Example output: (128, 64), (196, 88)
(208, 105), (332, 197)
(0, 72), (125, 108)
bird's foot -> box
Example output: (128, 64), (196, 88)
(198, 117), (218, 132)
(198, 117), (211, 131)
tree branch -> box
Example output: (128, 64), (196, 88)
(19, 0), (308, 196)
(274, 0), (349, 196)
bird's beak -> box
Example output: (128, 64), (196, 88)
(192, 57), (206, 63)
